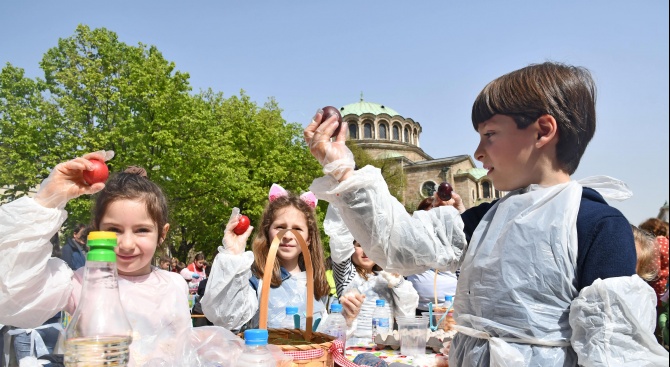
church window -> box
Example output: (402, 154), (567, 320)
(364, 123), (372, 138)
(393, 125), (400, 140)
(348, 123), (358, 139)
(404, 127), (410, 143)
(421, 181), (437, 197)
(482, 181), (491, 198)
(379, 124), (388, 139)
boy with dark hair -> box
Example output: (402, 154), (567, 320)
(304, 62), (667, 365)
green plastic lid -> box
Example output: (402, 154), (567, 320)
(86, 231), (117, 262)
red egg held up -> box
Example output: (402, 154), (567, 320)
(83, 159), (109, 185)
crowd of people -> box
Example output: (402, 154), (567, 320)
(0, 62), (668, 366)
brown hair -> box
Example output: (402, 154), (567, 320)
(632, 225), (660, 282)
(92, 166), (169, 242)
(352, 240), (382, 280)
(192, 252), (205, 263)
(251, 194), (330, 300)
(639, 218), (669, 238)
(471, 62), (597, 174)
(417, 197), (435, 211)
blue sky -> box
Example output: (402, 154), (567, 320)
(1, 1), (668, 225)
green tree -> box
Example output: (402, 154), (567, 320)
(346, 140), (405, 202)
(0, 24), (324, 263)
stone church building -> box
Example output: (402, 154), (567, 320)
(340, 97), (504, 210)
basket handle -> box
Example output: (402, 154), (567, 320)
(258, 228), (314, 341)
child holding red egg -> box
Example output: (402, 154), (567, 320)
(202, 183), (363, 332)
(0, 151), (202, 365)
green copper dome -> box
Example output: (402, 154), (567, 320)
(340, 98), (400, 117)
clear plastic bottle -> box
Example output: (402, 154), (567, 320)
(443, 295), (454, 312)
(322, 303), (347, 344)
(236, 329), (277, 367)
(280, 306), (299, 329)
(64, 231), (133, 367)
(371, 299), (391, 341)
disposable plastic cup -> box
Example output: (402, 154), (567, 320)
(396, 315), (428, 357)
(421, 311), (445, 329)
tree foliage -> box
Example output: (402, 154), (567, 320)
(0, 25), (324, 263)
(346, 140), (405, 202)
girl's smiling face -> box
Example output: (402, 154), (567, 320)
(99, 199), (169, 276)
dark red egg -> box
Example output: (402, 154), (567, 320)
(321, 106), (342, 138)
(437, 182), (453, 201)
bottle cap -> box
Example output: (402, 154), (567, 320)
(444, 295), (454, 302)
(86, 231), (117, 262)
(375, 299), (386, 307)
(330, 303), (343, 313)
(244, 329), (269, 346)
(285, 306), (299, 315)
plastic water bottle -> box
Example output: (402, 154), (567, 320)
(280, 306), (299, 329)
(443, 295), (454, 311)
(64, 231), (133, 366)
(323, 303), (347, 344)
(237, 329), (276, 367)
(371, 299), (391, 341)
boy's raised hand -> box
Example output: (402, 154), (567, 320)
(222, 207), (253, 255)
(303, 109), (355, 181)
(34, 150), (114, 209)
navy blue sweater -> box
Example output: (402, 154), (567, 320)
(460, 187), (637, 291)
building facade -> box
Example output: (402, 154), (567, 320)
(340, 98), (504, 210)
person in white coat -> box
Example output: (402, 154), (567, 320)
(0, 152), (193, 366)
(324, 205), (419, 345)
(304, 63), (668, 366)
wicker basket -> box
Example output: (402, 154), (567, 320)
(247, 228), (335, 367)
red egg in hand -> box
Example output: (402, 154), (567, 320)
(437, 182), (453, 201)
(83, 159), (109, 185)
(233, 215), (250, 235)
(321, 106), (343, 138)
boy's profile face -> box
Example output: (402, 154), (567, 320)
(474, 114), (541, 191)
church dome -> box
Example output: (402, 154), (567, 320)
(340, 100), (400, 117)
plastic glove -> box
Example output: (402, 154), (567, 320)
(303, 109), (355, 181)
(221, 207), (254, 255)
(339, 289), (365, 327)
(379, 271), (404, 288)
(192, 273), (200, 279)
(34, 150), (115, 209)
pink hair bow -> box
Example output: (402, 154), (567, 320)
(268, 183), (318, 209)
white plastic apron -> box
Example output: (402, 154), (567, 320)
(450, 177), (632, 367)
(258, 272), (327, 330)
(4, 322), (63, 363)
(452, 180), (581, 367)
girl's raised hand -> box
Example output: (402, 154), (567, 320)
(34, 150), (114, 209)
(339, 291), (365, 326)
(432, 191), (466, 214)
(222, 207), (253, 255)
(303, 109), (356, 181)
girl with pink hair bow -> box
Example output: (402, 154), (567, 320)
(202, 184), (362, 333)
